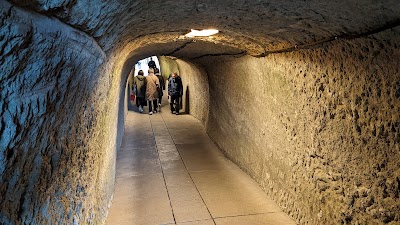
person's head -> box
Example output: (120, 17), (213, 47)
(138, 70), (144, 76)
(172, 72), (178, 78)
(154, 68), (159, 74)
(148, 68), (154, 74)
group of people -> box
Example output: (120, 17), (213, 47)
(132, 67), (183, 115)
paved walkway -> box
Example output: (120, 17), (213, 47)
(106, 106), (296, 225)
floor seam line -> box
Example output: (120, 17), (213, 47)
(212, 211), (282, 219)
(160, 112), (217, 225)
(150, 114), (177, 225)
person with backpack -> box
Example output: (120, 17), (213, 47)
(133, 70), (147, 113)
(168, 72), (183, 115)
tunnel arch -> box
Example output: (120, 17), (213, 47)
(1, 0), (400, 224)
(115, 30), (400, 225)
(120, 49), (212, 123)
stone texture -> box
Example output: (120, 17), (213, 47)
(0, 1), (122, 224)
(159, 56), (180, 80)
(158, 56), (210, 124)
(175, 59), (210, 125)
(197, 28), (400, 224)
(1, 0), (400, 224)
(9, 0), (400, 55)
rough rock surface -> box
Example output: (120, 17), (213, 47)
(158, 57), (210, 124)
(175, 59), (210, 125)
(0, 1), (122, 224)
(198, 28), (400, 224)
(8, 0), (400, 55)
(159, 56), (180, 80)
(1, 0), (400, 224)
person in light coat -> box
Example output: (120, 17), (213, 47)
(146, 68), (160, 115)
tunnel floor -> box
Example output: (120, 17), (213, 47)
(105, 106), (296, 225)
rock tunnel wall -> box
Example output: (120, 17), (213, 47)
(199, 28), (400, 224)
(1, 0), (399, 224)
(159, 56), (179, 80)
(0, 2), (124, 224)
(158, 57), (210, 124)
(175, 59), (209, 124)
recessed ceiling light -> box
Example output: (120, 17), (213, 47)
(185, 29), (219, 37)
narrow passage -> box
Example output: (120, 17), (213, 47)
(106, 107), (296, 225)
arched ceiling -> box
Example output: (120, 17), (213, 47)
(11, 0), (400, 57)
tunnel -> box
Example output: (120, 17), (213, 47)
(1, 0), (400, 224)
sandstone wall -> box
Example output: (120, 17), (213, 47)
(158, 57), (209, 123)
(159, 56), (180, 80)
(0, 2), (123, 224)
(199, 28), (400, 224)
(1, 0), (399, 224)
(175, 60), (210, 125)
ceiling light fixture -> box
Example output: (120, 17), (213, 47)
(184, 29), (219, 37)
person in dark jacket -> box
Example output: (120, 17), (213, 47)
(168, 72), (183, 115)
(155, 68), (165, 110)
(148, 57), (156, 70)
(133, 70), (147, 113)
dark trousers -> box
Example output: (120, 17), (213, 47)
(158, 96), (162, 105)
(170, 95), (180, 113)
(136, 97), (146, 107)
(148, 99), (157, 112)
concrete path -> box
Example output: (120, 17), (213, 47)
(106, 106), (296, 225)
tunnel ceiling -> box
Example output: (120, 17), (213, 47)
(11, 0), (400, 57)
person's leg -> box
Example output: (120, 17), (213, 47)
(148, 100), (153, 114)
(175, 96), (180, 114)
(139, 97), (144, 112)
(136, 96), (142, 112)
(153, 100), (158, 112)
(170, 96), (176, 113)
(157, 96), (162, 111)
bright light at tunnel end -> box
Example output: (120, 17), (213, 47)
(184, 29), (219, 37)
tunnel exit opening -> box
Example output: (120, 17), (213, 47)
(126, 55), (183, 114)
(133, 56), (161, 76)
